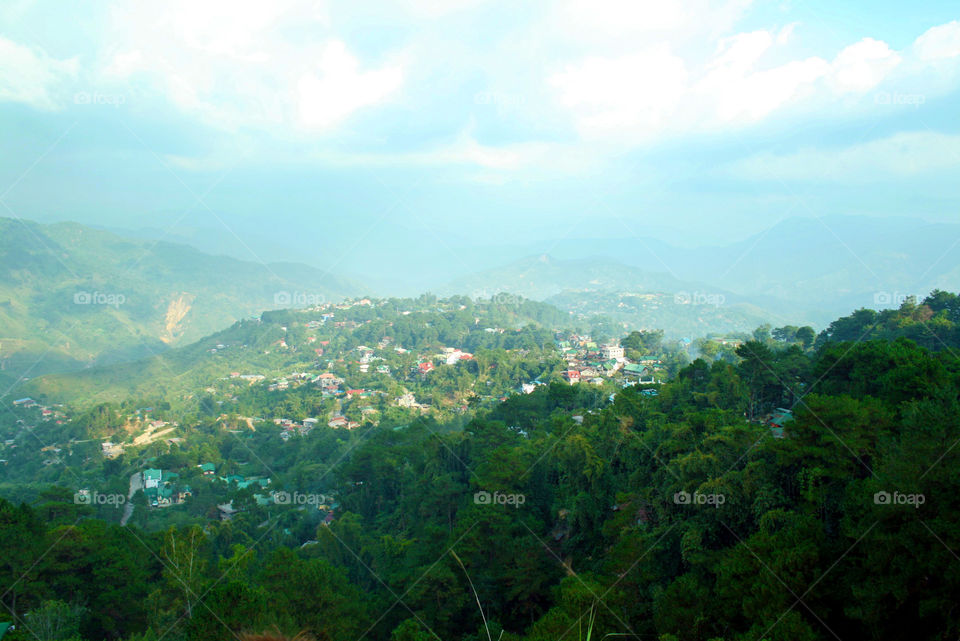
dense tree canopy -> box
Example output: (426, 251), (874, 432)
(3, 295), (960, 641)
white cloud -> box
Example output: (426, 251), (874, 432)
(312, 130), (592, 175)
(710, 30), (774, 75)
(412, 132), (583, 172)
(560, 0), (688, 36)
(776, 22), (799, 46)
(548, 26), (909, 141)
(101, 1), (403, 132)
(396, 0), (491, 18)
(706, 56), (830, 122)
(165, 124), (594, 177)
(553, 0), (752, 47)
(914, 20), (960, 61)
(0, 37), (78, 110)
(828, 38), (900, 93)
(724, 131), (960, 182)
(550, 48), (688, 138)
(697, 30), (829, 122)
(298, 41), (403, 130)
(7, 0), (957, 180)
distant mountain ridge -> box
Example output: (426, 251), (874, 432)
(437, 254), (699, 300)
(436, 215), (960, 331)
(98, 214), (960, 311)
(513, 215), (960, 313)
(6, 213), (954, 379)
(437, 254), (809, 337)
(0, 217), (364, 378)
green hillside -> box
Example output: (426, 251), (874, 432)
(2, 295), (960, 641)
(17, 294), (575, 407)
(0, 218), (363, 379)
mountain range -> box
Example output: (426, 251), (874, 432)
(103, 214), (960, 321)
(3, 213), (957, 384)
(510, 215), (960, 314)
(430, 215), (960, 333)
(0, 217), (363, 379)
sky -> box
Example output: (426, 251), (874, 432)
(1, 0), (959, 282)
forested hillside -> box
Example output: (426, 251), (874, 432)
(0, 218), (362, 375)
(2, 293), (959, 641)
(16, 294), (579, 406)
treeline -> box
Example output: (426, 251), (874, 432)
(816, 289), (960, 350)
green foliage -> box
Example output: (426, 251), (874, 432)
(3, 296), (960, 641)
(22, 600), (87, 641)
(621, 329), (664, 359)
(816, 290), (960, 351)
(0, 217), (361, 378)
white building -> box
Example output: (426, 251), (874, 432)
(601, 344), (625, 360)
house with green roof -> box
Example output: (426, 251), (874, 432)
(143, 468), (162, 489)
(199, 462), (216, 475)
(767, 408), (794, 439)
(623, 363), (655, 382)
(237, 478), (270, 490)
(601, 359), (621, 373)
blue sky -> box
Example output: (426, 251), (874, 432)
(1, 0), (958, 277)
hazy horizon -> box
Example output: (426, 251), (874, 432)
(2, 0), (959, 288)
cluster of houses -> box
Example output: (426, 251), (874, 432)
(139, 460), (340, 526)
(223, 338), (481, 434)
(271, 416), (321, 439)
(554, 337), (660, 386)
(142, 467), (192, 507)
(3, 399), (70, 466)
(411, 347), (473, 375)
(11, 397), (67, 423)
(183, 305), (674, 449)
(140, 462), (278, 509)
(213, 325), (667, 439)
(326, 415), (360, 430)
